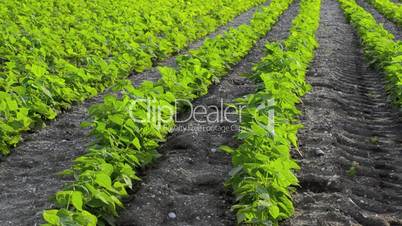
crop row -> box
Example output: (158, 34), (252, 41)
(221, 0), (321, 224)
(365, 0), (402, 26)
(0, 0), (265, 155)
(339, 0), (402, 108)
(41, 0), (295, 225)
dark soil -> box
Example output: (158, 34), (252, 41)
(355, 0), (402, 40)
(116, 1), (302, 225)
(283, 0), (402, 225)
(0, 3), (269, 225)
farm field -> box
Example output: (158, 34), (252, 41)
(0, 0), (401, 225)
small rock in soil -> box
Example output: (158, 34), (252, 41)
(168, 212), (176, 219)
(315, 148), (325, 156)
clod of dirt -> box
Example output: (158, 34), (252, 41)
(314, 148), (325, 156)
(168, 212), (177, 219)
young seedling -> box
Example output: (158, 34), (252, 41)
(369, 136), (379, 145)
(347, 161), (359, 177)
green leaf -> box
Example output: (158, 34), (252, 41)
(29, 64), (46, 77)
(99, 163), (114, 176)
(251, 123), (267, 136)
(108, 114), (125, 125)
(229, 165), (243, 177)
(132, 137), (141, 150)
(43, 209), (60, 225)
(76, 210), (97, 226)
(219, 145), (233, 154)
(95, 173), (113, 191)
(55, 191), (73, 207)
(269, 204), (280, 219)
(71, 191), (83, 211)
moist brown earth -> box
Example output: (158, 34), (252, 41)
(284, 0), (402, 225)
(116, 1), (301, 225)
(0, 2), (270, 225)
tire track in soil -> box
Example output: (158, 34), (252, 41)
(355, 0), (402, 40)
(115, 1), (302, 226)
(0, 3), (270, 225)
(284, 0), (402, 225)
